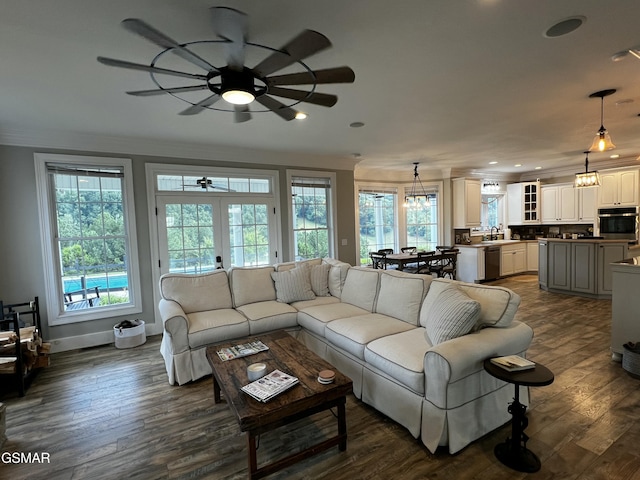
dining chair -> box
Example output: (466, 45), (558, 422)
(369, 251), (388, 270)
(407, 251), (436, 274)
(401, 246), (417, 254)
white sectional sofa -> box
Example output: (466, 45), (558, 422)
(158, 258), (533, 454)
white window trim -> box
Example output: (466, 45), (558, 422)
(286, 169), (337, 260)
(34, 153), (143, 326)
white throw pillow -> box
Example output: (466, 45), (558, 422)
(425, 285), (481, 345)
(270, 266), (316, 303)
(310, 263), (331, 296)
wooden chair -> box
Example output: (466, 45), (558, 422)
(370, 251), (388, 270)
(401, 246), (417, 254)
(432, 248), (460, 279)
(405, 251), (436, 274)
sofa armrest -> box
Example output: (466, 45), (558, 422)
(158, 298), (189, 354)
(424, 321), (534, 385)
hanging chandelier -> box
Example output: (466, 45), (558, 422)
(574, 151), (600, 187)
(403, 162), (431, 209)
(588, 89), (616, 152)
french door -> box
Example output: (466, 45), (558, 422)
(156, 195), (277, 275)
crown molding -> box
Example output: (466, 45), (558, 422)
(519, 156), (640, 182)
(0, 127), (360, 171)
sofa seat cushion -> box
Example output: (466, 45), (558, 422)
(325, 313), (416, 360)
(186, 309), (249, 349)
(296, 302), (370, 337)
(290, 295), (340, 310)
(364, 328), (431, 394)
(236, 300), (298, 334)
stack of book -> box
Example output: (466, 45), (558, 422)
(241, 369), (299, 402)
(490, 355), (535, 372)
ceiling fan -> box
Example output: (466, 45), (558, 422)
(97, 6), (355, 122)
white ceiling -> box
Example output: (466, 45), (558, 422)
(2, 0), (640, 178)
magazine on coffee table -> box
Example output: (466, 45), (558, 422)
(217, 340), (269, 361)
(241, 369), (299, 402)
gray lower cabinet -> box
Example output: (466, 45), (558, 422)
(598, 243), (628, 294)
(540, 240), (628, 296)
(571, 242), (596, 294)
(538, 241), (548, 288)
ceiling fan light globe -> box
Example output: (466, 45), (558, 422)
(222, 89), (255, 105)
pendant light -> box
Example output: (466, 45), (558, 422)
(588, 89), (616, 152)
(574, 151), (600, 188)
(403, 162), (431, 209)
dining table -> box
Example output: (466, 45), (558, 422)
(384, 251), (459, 275)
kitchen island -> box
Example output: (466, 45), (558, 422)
(611, 255), (640, 361)
(455, 240), (539, 283)
(538, 238), (629, 298)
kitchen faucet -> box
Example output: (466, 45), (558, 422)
(490, 226), (499, 241)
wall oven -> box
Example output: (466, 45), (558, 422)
(597, 206), (639, 242)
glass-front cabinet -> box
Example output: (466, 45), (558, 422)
(507, 181), (541, 225)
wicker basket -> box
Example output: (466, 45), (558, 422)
(622, 342), (640, 378)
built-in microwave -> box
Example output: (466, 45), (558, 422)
(597, 206), (639, 242)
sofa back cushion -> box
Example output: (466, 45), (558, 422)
(420, 278), (521, 330)
(159, 270), (232, 314)
(340, 267), (380, 311)
(229, 266), (277, 307)
(323, 258), (351, 298)
(424, 285), (480, 345)
(375, 270), (432, 325)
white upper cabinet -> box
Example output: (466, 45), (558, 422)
(598, 169), (639, 207)
(507, 181), (540, 225)
(541, 184), (578, 223)
(578, 187), (597, 222)
(453, 178), (481, 228)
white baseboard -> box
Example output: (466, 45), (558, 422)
(49, 324), (162, 353)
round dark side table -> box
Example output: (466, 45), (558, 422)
(483, 358), (554, 473)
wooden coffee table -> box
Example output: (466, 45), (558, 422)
(206, 330), (353, 479)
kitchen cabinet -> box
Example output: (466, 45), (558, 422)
(527, 241), (539, 272)
(500, 243), (527, 276)
(540, 239), (628, 297)
(598, 168), (639, 207)
(548, 241), (571, 290)
(611, 259), (640, 361)
(538, 240), (548, 288)
(571, 242), (596, 294)
(578, 187), (597, 222)
(453, 178), (481, 228)
(507, 181), (540, 225)
(456, 246), (485, 283)
(541, 184), (578, 223)
(597, 243), (628, 295)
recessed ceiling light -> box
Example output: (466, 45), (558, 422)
(295, 112), (307, 120)
(610, 154), (620, 159)
(535, 166), (542, 170)
(489, 161), (498, 165)
(514, 164), (522, 167)
(543, 16), (586, 38)
(349, 122), (365, 128)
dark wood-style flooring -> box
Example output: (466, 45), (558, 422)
(2, 275), (640, 479)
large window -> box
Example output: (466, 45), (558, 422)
(405, 193), (439, 251)
(288, 172), (335, 260)
(358, 189), (397, 264)
(481, 194), (504, 230)
(35, 154), (142, 325)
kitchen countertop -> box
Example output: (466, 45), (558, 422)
(540, 238), (634, 243)
(454, 240), (538, 248)
(612, 256), (640, 266)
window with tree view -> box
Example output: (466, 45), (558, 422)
(35, 154), (142, 325)
(291, 176), (332, 260)
(359, 190), (396, 265)
(405, 193), (439, 252)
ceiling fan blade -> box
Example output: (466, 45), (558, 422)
(268, 86), (337, 107)
(234, 105), (252, 123)
(266, 66), (355, 86)
(97, 56), (208, 80)
(126, 85), (210, 96)
(253, 30), (332, 77)
(178, 94), (221, 115)
(255, 95), (297, 121)
(121, 19), (218, 73)
(210, 7), (248, 70)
